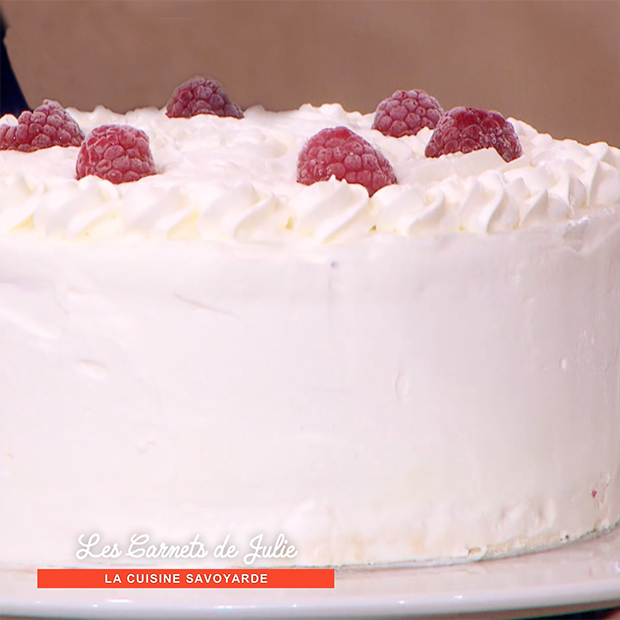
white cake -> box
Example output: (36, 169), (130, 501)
(1, 102), (620, 568)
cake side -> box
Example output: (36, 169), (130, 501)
(1, 214), (620, 568)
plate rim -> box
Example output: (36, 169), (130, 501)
(2, 528), (620, 620)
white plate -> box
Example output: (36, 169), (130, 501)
(2, 527), (620, 619)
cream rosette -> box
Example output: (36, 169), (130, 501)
(288, 177), (374, 243)
(197, 183), (287, 241)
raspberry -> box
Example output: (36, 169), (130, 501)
(0, 99), (84, 152)
(372, 89), (444, 138)
(76, 125), (157, 184)
(166, 76), (244, 119)
(424, 106), (522, 162)
(297, 126), (397, 196)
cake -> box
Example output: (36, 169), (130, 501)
(1, 81), (620, 569)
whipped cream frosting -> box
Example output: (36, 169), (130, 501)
(1, 103), (619, 242)
(1, 102), (620, 570)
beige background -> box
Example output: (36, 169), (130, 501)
(3, 0), (620, 147)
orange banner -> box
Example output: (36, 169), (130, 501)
(37, 568), (335, 589)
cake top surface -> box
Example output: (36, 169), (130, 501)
(1, 100), (619, 243)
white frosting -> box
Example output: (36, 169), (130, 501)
(2, 104), (620, 241)
(1, 103), (620, 569)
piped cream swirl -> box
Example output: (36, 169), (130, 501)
(290, 177), (372, 242)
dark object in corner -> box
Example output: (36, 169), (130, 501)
(1, 12), (29, 116)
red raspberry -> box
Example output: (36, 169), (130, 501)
(297, 126), (397, 196)
(166, 76), (244, 119)
(424, 106), (522, 162)
(76, 125), (157, 184)
(0, 99), (84, 152)
(372, 89), (444, 138)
